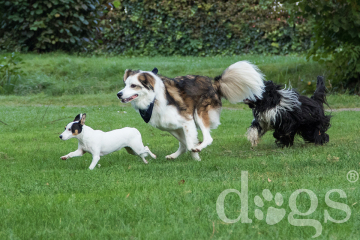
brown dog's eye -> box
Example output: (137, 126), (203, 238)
(130, 84), (137, 88)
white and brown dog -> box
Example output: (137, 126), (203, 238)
(59, 113), (156, 169)
(117, 61), (265, 161)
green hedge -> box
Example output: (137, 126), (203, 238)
(0, 0), (312, 55)
(96, 0), (312, 56)
(0, 0), (103, 52)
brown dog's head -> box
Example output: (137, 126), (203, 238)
(117, 68), (158, 109)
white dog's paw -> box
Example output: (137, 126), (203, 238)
(60, 155), (68, 160)
(191, 152), (201, 161)
(166, 154), (176, 159)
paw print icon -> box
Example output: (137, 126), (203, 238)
(254, 189), (286, 225)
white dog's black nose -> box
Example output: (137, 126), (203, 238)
(59, 135), (62, 139)
(117, 92), (123, 99)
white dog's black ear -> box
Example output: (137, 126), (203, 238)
(71, 122), (83, 135)
(74, 114), (82, 122)
(80, 113), (86, 125)
(152, 68), (158, 74)
(138, 73), (156, 90)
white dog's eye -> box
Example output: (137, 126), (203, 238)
(130, 84), (137, 88)
(68, 129), (71, 131)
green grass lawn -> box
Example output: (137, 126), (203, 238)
(1, 53), (360, 239)
(1, 53), (331, 96)
(0, 95), (360, 239)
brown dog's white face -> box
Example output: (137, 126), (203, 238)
(117, 69), (157, 109)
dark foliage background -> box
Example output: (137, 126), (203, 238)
(0, 0), (103, 52)
(0, 0), (359, 93)
(95, 0), (312, 56)
(285, 0), (360, 93)
(0, 0), (312, 55)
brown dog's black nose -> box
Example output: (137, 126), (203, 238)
(59, 135), (62, 139)
(117, 92), (123, 99)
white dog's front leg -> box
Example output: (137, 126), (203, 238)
(89, 155), (100, 170)
(60, 149), (84, 160)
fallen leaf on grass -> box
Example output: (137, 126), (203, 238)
(179, 179), (185, 185)
(327, 155), (339, 163)
(352, 202), (357, 206)
(126, 193), (130, 198)
(268, 178), (272, 182)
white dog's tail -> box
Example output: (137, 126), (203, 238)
(214, 61), (265, 103)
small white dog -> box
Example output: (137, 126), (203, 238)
(59, 113), (156, 169)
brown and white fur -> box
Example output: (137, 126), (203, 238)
(117, 61), (265, 161)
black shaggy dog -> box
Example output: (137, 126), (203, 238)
(244, 76), (331, 147)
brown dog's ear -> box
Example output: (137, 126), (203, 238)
(123, 69), (132, 82)
(80, 113), (86, 125)
(138, 73), (156, 90)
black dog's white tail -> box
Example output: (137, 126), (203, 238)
(214, 61), (265, 103)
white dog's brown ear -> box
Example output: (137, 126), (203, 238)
(138, 73), (156, 90)
(123, 69), (132, 82)
(80, 113), (86, 125)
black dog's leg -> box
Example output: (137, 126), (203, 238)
(274, 130), (296, 147)
(313, 127), (330, 145)
(246, 119), (263, 147)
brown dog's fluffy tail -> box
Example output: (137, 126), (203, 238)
(213, 61), (265, 104)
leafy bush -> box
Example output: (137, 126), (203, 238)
(0, 53), (25, 94)
(0, 0), (103, 52)
(94, 0), (312, 56)
(285, 0), (360, 93)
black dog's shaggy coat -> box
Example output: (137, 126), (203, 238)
(245, 76), (331, 147)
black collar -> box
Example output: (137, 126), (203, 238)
(139, 99), (155, 123)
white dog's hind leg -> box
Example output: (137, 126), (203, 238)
(166, 129), (187, 159)
(144, 146), (156, 159)
(137, 146), (156, 164)
(125, 139), (155, 164)
(89, 155), (100, 170)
